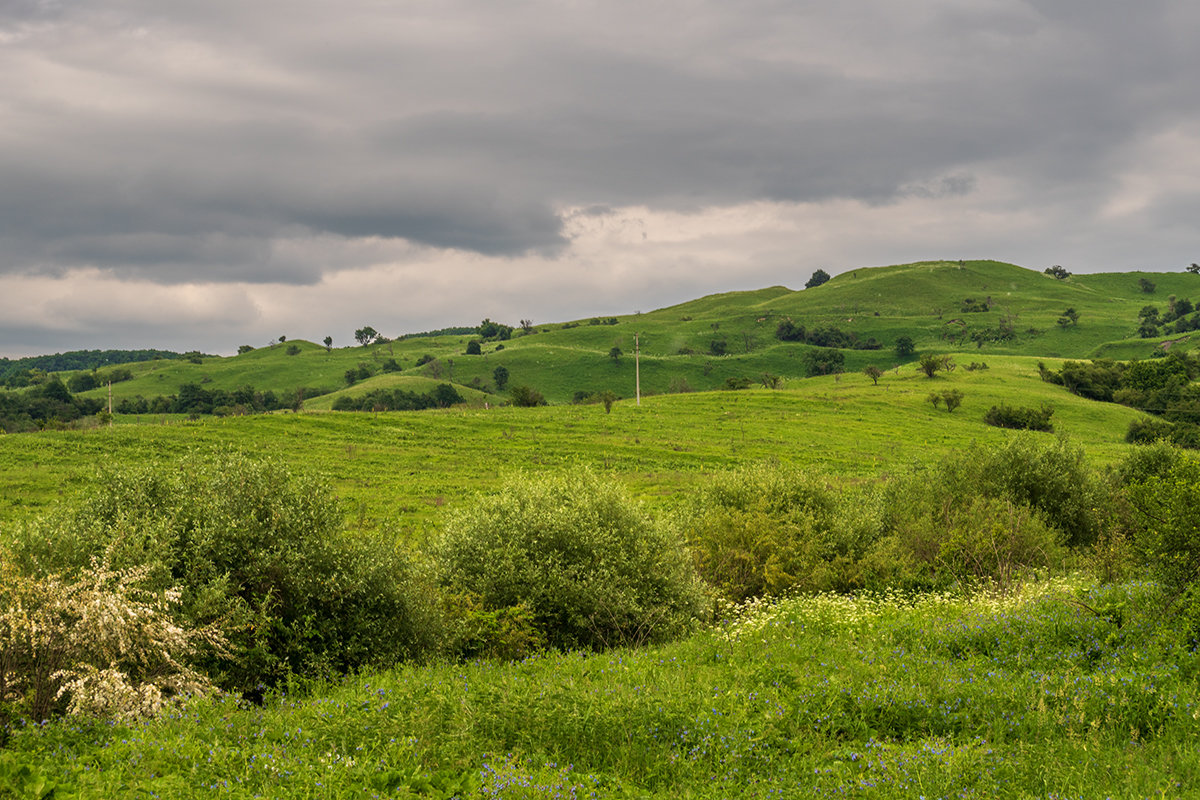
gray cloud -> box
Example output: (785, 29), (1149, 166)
(0, 0), (1198, 353)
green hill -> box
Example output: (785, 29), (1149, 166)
(26, 259), (1200, 410)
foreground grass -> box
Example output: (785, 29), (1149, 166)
(5, 577), (1197, 798)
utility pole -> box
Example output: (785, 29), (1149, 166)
(635, 333), (641, 406)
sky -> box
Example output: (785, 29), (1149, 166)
(1, 0), (1198, 358)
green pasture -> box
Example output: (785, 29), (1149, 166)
(0, 354), (1145, 528)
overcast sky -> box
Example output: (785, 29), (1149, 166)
(1, 0), (1197, 357)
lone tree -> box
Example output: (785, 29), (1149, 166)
(1139, 277), (1157, 294)
(805, 268), (831, 289)
(918, 352), (953, 378)
(493, 365), (509, 390)
(1044, 265), (1071, 280)
(609, 346), (622, 363)
(863, 365), (883, 385)
(465, 340), (482, 355)
(1188, 263), (1200, 274)
(520, 319), (534, 334)
(323, 335), (333, 352)
(354, 326), (379, 346)
(894, 335), (915, 358)
(1057, 308), (1080, 327)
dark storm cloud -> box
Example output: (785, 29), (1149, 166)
(0, 0), (1197, 285)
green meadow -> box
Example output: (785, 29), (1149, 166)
(3, 259), (1200, 798)
(0, 354), (1143, 526)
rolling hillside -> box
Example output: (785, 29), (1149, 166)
(44, 259), (1199, 409)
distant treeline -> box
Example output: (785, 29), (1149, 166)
(331, 384), (462, 411)
(0, 349), (185, 386)
(115, 383), (334, 417)
(0, 379), (105, 432)
(775, 319), (882, 350)
(395, 327), (478, 341)
(1042, 351), (1200, 446)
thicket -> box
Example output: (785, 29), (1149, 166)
(1, 451), (441, 722)
(983, 403), (1055, 432)
(115, 383), (334, 416)
(775, 320), (881, 350)
(1042, 353), (1200, 445)
(330, 383), (462, 411)
(0, 379), (105, 432)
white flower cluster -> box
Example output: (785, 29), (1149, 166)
(1, 551), (225, 721)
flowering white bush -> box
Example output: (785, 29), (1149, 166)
(0, 551), (223, 722)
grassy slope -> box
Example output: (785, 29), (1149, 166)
(0, 354), (1144, 526)
(56, 261), (1200, 408)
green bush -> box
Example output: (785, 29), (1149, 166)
(877, 436), (1104, 568)
(435, 468), (704, 651)
(675, 463), (868, 600)
(983, 403), (1054, 431)
(5, 451), (441, 693)
(866, 492), (1065, 592)
(1124, 452), (1200, 639)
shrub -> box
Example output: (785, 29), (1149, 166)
(436, 468), (705, 650)
(983, 403), (1054, 431)
(804, 348), (844, 376)
(4, 452), (441, 693)
(864, 495), (1065, 593)
(917, 353), (953, 378)
(1125, 453), (1200, 639)
(675, 464), (868, 600)
(510, 385), (546, 407)
(0, 553), (222, 724)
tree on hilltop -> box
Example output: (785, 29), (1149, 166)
(805, 269), (831, 289)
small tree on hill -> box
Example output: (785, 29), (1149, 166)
(510, 385), (546, 407)
(323, 336), (332, 351)
(1139, 278), (1156, 294)
(863, 365), (883, 385)
(354, 326), (379, 346)
(465, 340), (482, 355)
(493, 365), (509, 391)
(894, 335), (915, 358)
(805, 268), (831, 289)
(1188, 263), (1200, 274)
(1057, 308), (1079, 327)
(918, 352), (941, 378)
(609, 346), (622, 363)
(1044, 265), (1070, 280)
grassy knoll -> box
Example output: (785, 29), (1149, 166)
(4, 578), (1196, 798)
(0, 354), (1145, 526)
(52, 261), (1200, 408)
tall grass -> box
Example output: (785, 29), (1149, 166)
(4, 577), (1196, 798)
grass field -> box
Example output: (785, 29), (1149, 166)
(4, 577), (1196, 798)
(0, 354), (1144, 527)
